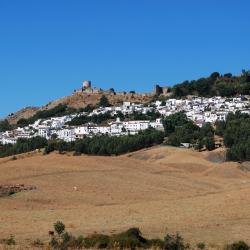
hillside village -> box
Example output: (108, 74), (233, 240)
(0, 91), (249, 145)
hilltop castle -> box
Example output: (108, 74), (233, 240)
(81, 80), (103, 94)
(76, 80), (169, 96)
(153, 84), (170, 96)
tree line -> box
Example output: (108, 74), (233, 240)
(44, 128), (164, 156)
(215, 111), (250, 161)
(163, 112), (215, 151)
(5, 220), (249, 250)
(0, 136), (48, 158)
(172, 70), (250, 98)
(0, 129), (164, 158)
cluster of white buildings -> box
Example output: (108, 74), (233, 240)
(0, 96), (249, 145)
(155, 96), (250, 127)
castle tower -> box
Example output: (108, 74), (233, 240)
(82, 80), (91, 89)
(154, 84), (163, 95)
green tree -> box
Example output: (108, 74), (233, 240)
(0, 119), (12, 132)
(98, 95), (110, 107)
(54, 221), (65, 235)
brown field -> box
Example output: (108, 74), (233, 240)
(0, 146), (250, 248)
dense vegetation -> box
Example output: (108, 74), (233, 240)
(67, 112), (113, 126)
(172, 70), (250, 97)
(0, 129), (164, 157)
(16, 104), (76, 127)
(215, 111), (250, 161)
(44, 129), (164, 156)
(98, 95), (111, 107)
(3, 221), (249, 249)
(163, 112), (215, 150)
(0, 137), (48, 158)
(48, 221), (189, 250)
(0, 119), (12, 132)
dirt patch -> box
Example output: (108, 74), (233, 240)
(239, 162), (250, 172)
(0, 184), (36, 198)
(203, 148), (226, 163)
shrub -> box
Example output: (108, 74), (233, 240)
(8, 190), (16, 196)
(32, 239), (44, 247)
(84, 234), (110, 249)
(54, 221), (65, 235)
(163, 233), (185, 250)
(49, 221), (84, 250)
(98, 95), (111, 107)
(109, 228), (147, 249)
(226, 241), (249, 250)
(197, 242), (206, 249)
(147, 238), (164, 248)
(50, 236), (59, 249)
(3, 235), (16, 245)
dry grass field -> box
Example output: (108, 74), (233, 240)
(1, 146), (250, 248)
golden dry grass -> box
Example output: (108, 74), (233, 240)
(0, 146), (250, 248)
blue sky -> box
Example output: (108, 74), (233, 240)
(0, 0), (250, 118)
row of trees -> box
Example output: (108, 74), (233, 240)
(49, 221), (190, 250)
(163, 112), (215, 150)
(172, 71), (250, 97)
(0, 137), (48, 158)
(45, 129), (164, 156)
(67, 112), (113, 126)
(28, 220), (248, 250)
(0, 129), (164, 158)
(215, 111), (250, 161)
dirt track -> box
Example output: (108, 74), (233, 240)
(0, 146), (250, 247)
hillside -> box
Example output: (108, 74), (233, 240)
(1, 146), (250, 247)
(6, 70), (250, 125)
(7, 92), (154, 124)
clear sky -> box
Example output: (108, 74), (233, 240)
(0, 0), (250, 118)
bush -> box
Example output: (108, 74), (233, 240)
(32, 239), (44, 247)
(98, 95), (111, 107)
(163, 233), (185, 250)
(197, 242), (206, 249)
(226, 241), (249, 250)
(54, 221), (65, 235)
(84, 234), (110, 249)
(2, 235), (16, 246)
(147, 238), (164, 248)
(109, 228), (147, 249)
(50, 222), (84, 250)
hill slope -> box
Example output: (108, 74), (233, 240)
(1, 146), (250, 247)
(7, 92), (154, 124)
